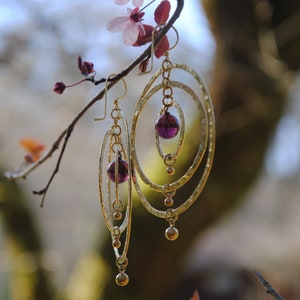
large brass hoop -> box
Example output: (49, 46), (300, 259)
(130, 64), (215, 219)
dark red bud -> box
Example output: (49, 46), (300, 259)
(139, 58), (150, 73)
(53, 82), (66, 94)
(77, 55), (95, 75)
(154, 0), (171, 25)
(82, 61), (95, 75)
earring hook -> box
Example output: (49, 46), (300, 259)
(167, 26), (179, 51)
(94, 74), (127, 121)
(139, 26), (179, 75)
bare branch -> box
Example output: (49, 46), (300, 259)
(5, 0), (184, 205)
(255, 270), (285, 300)
(33, 126), (74, 207)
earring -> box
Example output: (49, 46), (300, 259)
(130, 27), (215, 240)
(98, 76), (132, 286)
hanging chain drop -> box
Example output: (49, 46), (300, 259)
(161, 52), (174, 113)
(158, 52), (178, 175)
(110, 100), (124, 155)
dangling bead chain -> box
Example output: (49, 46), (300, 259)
(161, 52), (174, 112)
(110, 100), (123, 155)
(155, 52), (180, 174)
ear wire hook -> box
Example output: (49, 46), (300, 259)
(139, 25), (179, 75)
(138, 27), (157, 75)
(167, 26), (179, 51)
(94, 74), (127, 121)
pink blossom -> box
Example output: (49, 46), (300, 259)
(133, 1), (171, 58)
(114, 0), (144, 6)
(107, 7), (145, 46)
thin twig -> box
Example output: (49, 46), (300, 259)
(33, 126), (74, 207)
(255, 270), (285, 300)
(5, 0), (184, 206)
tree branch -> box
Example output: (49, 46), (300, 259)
(255, 271), (285, 300)
(5, 0), (184, 206)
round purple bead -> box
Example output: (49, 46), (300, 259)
(107, 157), (129, 183)
(155, 112), (180, 139)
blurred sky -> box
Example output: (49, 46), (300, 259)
(0, 0), (216, 70)
(0, 0), (215, 48)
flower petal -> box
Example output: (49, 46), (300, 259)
(77, 55), (83, 72)
(107, 16), (129, 32)
(154, 35), (170, 58)
(20, 138), (45, 163)
(133, 24), (153, 46)
(127, 7), (134, 15)
(132, 0), (144, 7)
(114, 0), (130, 5)
(154, 0), (171, 25)
(122, 22), (139, 45)
(139, 58), (150, 73)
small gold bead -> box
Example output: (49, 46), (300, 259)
(165, 226), (179, 241)
(166, 166), (175, 175)
(164, 197), (174, 207)
(115, 272), (129, 286)
(113, 211), (123, 221)
(112, 239), (121, 249)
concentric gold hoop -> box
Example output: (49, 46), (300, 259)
(132, 81), (207, 191)
(130, 64), (215, 219)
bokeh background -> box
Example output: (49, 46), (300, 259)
(1, 0), (300, 299)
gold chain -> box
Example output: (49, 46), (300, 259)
(161, 52), (174, 111)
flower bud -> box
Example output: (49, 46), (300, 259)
(78, 55), (95, 75)
(82, 61), (95, 75)
(53, 82), (66, 94)
(139, 58), (150, 73)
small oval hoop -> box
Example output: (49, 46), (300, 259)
(155, 99), (185, 163)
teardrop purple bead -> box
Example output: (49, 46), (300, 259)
(155, 112), (180, 139)
(107, 156), (129, 183)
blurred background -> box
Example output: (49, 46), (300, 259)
(1, 0), (300, 299)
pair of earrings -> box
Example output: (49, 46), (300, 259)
(98, 29), (215, 286)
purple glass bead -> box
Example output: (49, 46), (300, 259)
(107, 156), (129, 183)
(155, 112), (180, 139)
